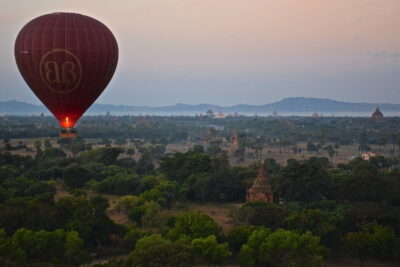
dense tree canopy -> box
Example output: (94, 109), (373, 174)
(1, 115), (400, 266)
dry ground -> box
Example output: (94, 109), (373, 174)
(166, 141), (390, 166)
(5, 137), (392, 167)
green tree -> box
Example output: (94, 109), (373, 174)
(207, 140), (222, 155)
(0, 196), (58, 234)
(334, 143), (340, 155)
(306, 141), (317, 153)
(0, 229), (25, 262)
(159, 150), (211, 183)
(34, 140), (42, 151)
(192, 145), (205, 153)
(79, 147), (122, 166)
(324, 145), (335, 167)
(127, 234), (193, 267)
(141, 201), (162, 229)
(64, 230), (91, 265)
(115, 138), (127, 146)
(189, 173), (212, 203)
(127, 197), (147, 225)
(191, 235), (231, 265)
(68, 137), (86, 157)
(0, 165), (20, 183)
(10, 228), (90, 265)
(140, 180), (182, 209)
(275, 158), (331, 202)
(24, 182), (56, 197)
(342, 222), (396, 267)
(34, 140), (42, 157)
(240, 228), (325, 267)
(43, 147), (66, 158)
(126, 147), (135, 157)
(167, 212), (220, 240)
(62, 163), (90, 189)
(123, 227), (143, 250)
(44, 139), (52, 149)
(232, 201), (288, 228)
(115, 195), (141, 217)
(136, 149), (154, 175)
(285, 209), (342, 248)
(227, 225), (260, 253)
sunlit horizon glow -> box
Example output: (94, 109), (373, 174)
(0, 0), (399, 106)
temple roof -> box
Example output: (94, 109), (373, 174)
(371, 107), (384, 122)
(249, 162), (273, 193)
(372, 107), (383, 117)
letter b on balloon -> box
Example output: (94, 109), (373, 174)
(39, 49), (82, 94)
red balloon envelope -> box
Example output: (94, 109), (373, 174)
(15, 12), (118, 129)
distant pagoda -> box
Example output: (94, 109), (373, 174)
(247, 162), (274, 203)
(215, 110), (225, 119)
(206, 108), (214, 118)
(230, 130), (239, 153)
(312, 112), (319, 118)
(371, 107), (384, 122)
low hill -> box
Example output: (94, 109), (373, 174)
(0, 97), (399, 115)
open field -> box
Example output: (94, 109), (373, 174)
(4, 137), (394, 167)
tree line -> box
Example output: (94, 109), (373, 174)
(0, 139), (400, 265)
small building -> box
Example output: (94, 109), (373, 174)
(371, 107), (384, 122)
(362, 152), (378, 161)
(312, 112), (319, 118)
(215, 110), (225, 119)
(247, 162), (274, 203)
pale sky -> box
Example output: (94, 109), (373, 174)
(1, 0), (400, 106)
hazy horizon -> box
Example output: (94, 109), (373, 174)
(1, 0), (399, 106)
(2, 96), (400, 107)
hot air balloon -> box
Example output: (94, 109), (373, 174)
(15, 12), (118, 138)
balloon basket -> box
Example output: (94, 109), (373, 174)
(59, 128), (77, 139)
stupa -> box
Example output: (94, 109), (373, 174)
(371, 107), (384, 122)
(247, 162), (274, 203)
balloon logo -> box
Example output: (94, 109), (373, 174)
(39, 49), (83, 94)
(15, 12), (118, 136)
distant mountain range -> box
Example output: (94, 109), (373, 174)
(1, 97), (399, 115)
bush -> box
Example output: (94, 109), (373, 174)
(127, 235), (193, 267)
(191, 235), (231, 265)
(240, 228), (325, 267)
(62, 164), (90, 189)
(167, 211), (220, 240)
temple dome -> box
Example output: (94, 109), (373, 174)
(371, 107), (384, 122)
